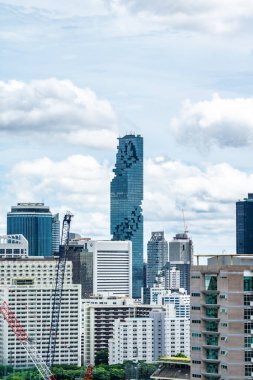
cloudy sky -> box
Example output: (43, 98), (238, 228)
(1, 0), (253, 256)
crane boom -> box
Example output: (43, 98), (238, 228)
(0, 297), (55, 380)
(46, 212), (73, 367)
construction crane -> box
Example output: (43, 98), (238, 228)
(0, 296), (55, 380)
(46, 211), (73, 368)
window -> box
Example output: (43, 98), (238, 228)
(192, 346), (201, 351)
(192, 375), (201, 378)
(192, 360), (201, 364)
(192, 293), (201, 297)
(245, 336), (253, 348)
(205, 275), (217, 291)
(244, 277), (253, 291)
(192, 332), (202, 338)
(221, 364), (227, 370)
(191, 276), (200, 279)
(192, 306), (201, 310)
(192, 320), (201, 324)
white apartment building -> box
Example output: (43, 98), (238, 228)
(0, 235), (28, 258)
(0, 257), (81, 368)
(82, 297), (160, 365)
(159, 291), (190, 319)
(109, 318), (153, 364)
(168, 266), (181, 289)
(68, 239), (132, 298)
(164, 305), (190, 358)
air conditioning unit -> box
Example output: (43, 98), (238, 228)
(250, 302), (253, 306)
(251, 344), (253, 349)
(250, 330), (253, 334)
(250, 315), (253, 320)
(251, 357), (253, 363)
(251, 373), (253, 377)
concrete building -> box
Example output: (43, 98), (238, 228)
(164, 305), (190, 358)
(82, 297), (161, 365)
(191, 254), (253, 379)
(151, 357), (190, 380)
(0, 234), (28, 258)
(236, 193), (253, 254)
(7, 203), (53, 257)
(111, 134), (143, 298)
(0, 257), (81, 368)
(109, 318), (154, 364)
(68, 239), (132, 298)
(147, 231), (168, 288)
(168, 233), (193, 294)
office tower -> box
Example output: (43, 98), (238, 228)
(0, 234), (28, 257)
(147, 231), (168, 288)
(68, 239), (132, 298)
(0, 257), (81, 367)
(52, 213), (60, 255)
(168, 232), (193, 294)
(191, 253), (253, 379)
(111, 134), (143, 299)
(236, 193), (253, 254)
(7, 203), (53, 257)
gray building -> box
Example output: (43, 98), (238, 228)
(147, 231), (168, 288)
(191, 254), (253, 379)
(236, 193), (253, 254)
(150, 308), (166, 360)
(52, 213), (60, 255)
(168, 232), (193, 294)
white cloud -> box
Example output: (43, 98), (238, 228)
(6, 154), (253, 251)
(7, 155), (112, 237)
(0, 79), (117, 149)
(170, 94), (253, 149)
(2, 0), (253, 34)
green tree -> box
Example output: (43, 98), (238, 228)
(95, 349), (109, 366)
(92, 367), (110, 380)
(109, 368), (125, 380)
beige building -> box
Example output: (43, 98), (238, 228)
(191, 254), (253, 379)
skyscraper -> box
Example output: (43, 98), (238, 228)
(168, 232), (193, 294)
(236, 193), (253, 254)
(147, 231), (168, 288)
(7, 203), (53, 257)
(111, 134), (143, 298)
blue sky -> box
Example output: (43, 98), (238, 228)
(1, 0), (253, 256)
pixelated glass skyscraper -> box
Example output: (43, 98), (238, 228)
(110, 134), (143, 298)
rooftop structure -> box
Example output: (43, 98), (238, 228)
(0, 234), (28, 258)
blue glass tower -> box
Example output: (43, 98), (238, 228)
(111, 134), (143, 298)
(236, 193), (253, 254)
(7, 203), (53, 257)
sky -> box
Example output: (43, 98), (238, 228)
(1, 0), (253, 257)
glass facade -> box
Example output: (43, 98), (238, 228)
(7, 203), (52, 257)
(236, 193), (253, 254)
(147, 231), (168, 288)
(110, 134), (143, 298)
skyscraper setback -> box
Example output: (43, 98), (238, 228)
(110, 134), (143, 298)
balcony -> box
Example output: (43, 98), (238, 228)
(202, 372), (221, 379)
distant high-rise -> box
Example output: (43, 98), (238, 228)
(7, 203), (53, 257)
(147, 231), (168, 288)
(110, 134), (143, 298)
(52, 213), (60, 255)
(236, 193), (253, 254)
(168, 232), (193, 294)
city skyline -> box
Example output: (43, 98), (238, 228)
(1, 1), (253, 254)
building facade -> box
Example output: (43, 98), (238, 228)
(147, 231), (168, 288)
(110, 134), (143, 298)
(0, 257), (81, 368)
(236, 193), (253, 254)
(52, 213), (60, 255)
(168, 233), (193, 294)
(68, 239), (132, 298)
(7, 203), (53, 257)
(191, 254), (253, 379)
(0, 234), (28, 258)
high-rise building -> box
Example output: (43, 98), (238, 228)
(236, 193), (253, 254)
(191, 253), (253, 379)
(7, 203), (53, 257)
(68, 239), (132, 298)
(111, 134), (143, 298)
(0, 257), (81, 367)
(147, 231), (168, 288)
(52, 213), (60, 255)
(168, 233), (193, 294)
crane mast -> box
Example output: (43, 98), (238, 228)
(46, 212), (73, 367)
(0, 298), (55, 380)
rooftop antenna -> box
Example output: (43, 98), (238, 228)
(182, 209), (189, 235)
